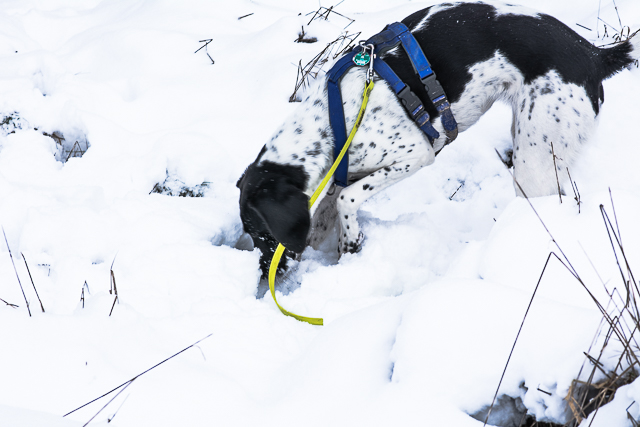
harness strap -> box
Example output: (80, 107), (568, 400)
(373, 23), (459, 142)
(327, 22), (458, 188)
(327, 51), (359, 188)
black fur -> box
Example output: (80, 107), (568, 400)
(237, 158), (310, 274)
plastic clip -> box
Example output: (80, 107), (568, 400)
(397, 86), (430, 126)
(420, 73), (446, 101)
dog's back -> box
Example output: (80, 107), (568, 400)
(392, 3), (637, 116)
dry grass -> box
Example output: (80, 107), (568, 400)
(561, 195), (640, 426)
(485, 153), (640, 426)
(289, 31), (360, 102)
(289, 3), (359, 102)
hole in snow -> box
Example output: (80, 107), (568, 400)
(469, 394), (563, 427)
(1, 112), (90, 163)
(150, 173), (210, 197)
(234, 233), (254, 252)
(1, 112), (27, 135)
(43, 131), (90, 162)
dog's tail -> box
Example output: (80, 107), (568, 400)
(597, 30), (640, 80)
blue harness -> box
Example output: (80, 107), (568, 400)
(327, 22), (458, 187)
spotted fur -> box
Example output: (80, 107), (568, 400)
(237, 1), (640, 276)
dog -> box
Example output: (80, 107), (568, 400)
(237, 1), (640, 276)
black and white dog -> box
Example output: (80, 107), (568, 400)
(237, 1), (639, 275)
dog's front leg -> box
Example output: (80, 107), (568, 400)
(335, 156), (430, 254)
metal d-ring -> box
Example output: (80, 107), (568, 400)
(366, 43), (375, 83)
(326, 182), (337, 196)
(356, 42), (375, 83)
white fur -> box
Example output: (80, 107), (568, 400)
(511, 72), (597, 196)
(490, 2), (540, 18)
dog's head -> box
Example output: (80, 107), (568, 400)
(237, 159), (310, 276)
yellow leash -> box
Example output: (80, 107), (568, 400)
(268, 79), (375, 325)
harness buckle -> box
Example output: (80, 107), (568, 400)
(397, 86), (427, 120)
(420, 73), (446, 101)
(421, 73), (458, 140)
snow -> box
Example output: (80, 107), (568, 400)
(0, 0), (639, 426)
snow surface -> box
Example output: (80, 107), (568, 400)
(0, 0), (639, 426)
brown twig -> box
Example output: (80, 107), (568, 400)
(449, 183), (463, 200)
(550, 141), (562, 203)
(82, 380), (133, 427)
(306, 3), (354, 29)
(566, 168), (581, 213)
(483, 251), (555, 426)
(3, 227), (30, 317)
(109, 270), (118, 316)
(64, 334), (213, 418)
(21, 253), (44, 312)
(109, 255), (119, 316)
(80, 281), (89, 308)
(295, 26), (318, 44)
(0, 297), (18, 308)
(194, 39), (214, 64)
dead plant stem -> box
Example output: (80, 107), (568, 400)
(3, 227), (30, 317)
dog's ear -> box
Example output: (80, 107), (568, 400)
(237, 145), (268, 189)
(248, 185), (310, 254)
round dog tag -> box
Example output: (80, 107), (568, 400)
(353, 51), (370, 66)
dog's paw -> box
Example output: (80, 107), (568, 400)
(338, 232), (365, 255)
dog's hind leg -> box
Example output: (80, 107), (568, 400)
(511, 75), (597, 198)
